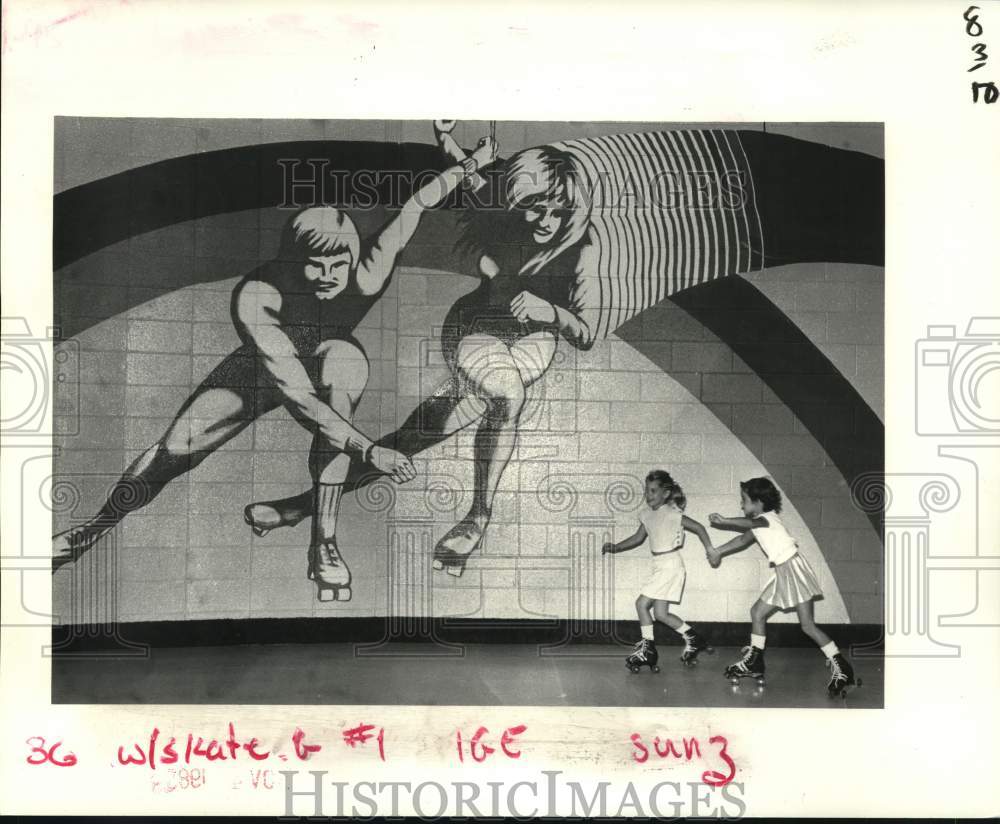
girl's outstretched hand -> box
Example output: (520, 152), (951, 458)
(708, 513), (725, 527)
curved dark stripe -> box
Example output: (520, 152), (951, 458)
(618, 278), (883, 622)
(658, 276), (881, 537)
(54, 140), (452, 270)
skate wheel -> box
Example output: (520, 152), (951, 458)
(651, 665), (660, 673)
(628, 665), (640, 673)
(857, 677), (863, 688)
(729, 677), (740, 686)
(432, 559), (444, 571)
(706, 646), (716, 655)
(317, 586), (351, 603)
(446, 564), (464, 578)
(756, 679), (766, 687)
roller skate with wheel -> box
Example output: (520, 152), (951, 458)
(313, 538), (352, 602)
(432, 515), (487, 578)
(625, 639), (660, 674)
(679, 630), (714, 666)
(826, 652), (861, 698)
(724, 645), (766, 687)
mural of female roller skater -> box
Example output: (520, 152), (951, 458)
(244, 122), (884, 578)
(51, 130), (501, 601)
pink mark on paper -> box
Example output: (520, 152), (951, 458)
(2, 2), (97, 55)
(337, 15), (379, 36)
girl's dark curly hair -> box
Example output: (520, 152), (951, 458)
(740, 477), (783, 513)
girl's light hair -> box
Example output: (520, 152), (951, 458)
(280, 207), (360, 264)
(504, 147), (591, 275)
(645, 469), (687, 511)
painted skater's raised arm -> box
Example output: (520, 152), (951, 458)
(355, 135), (499, 296)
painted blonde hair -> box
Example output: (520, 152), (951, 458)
(504, 146), (591, 275)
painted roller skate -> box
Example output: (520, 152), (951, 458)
(432, 517), (486, 577)
(243, 499), (309, 538)
(625, 639), (660, 674)
(51, 521), (111, 571)
(826, 652), (862, 697)
(679, 631), (715, 666)
(724, 645), (766, 687)
(313, 538), (352, 602)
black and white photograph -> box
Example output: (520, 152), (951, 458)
(49, 117), (885, 708)
(1, 1), (997, 819)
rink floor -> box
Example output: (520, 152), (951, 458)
(53, 643), (882, 708)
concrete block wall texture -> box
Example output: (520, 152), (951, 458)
(51, 120), (884, 627)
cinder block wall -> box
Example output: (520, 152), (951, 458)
(52, 120), (883, 627)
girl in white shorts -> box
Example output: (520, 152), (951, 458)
(602, 470), (715, 671)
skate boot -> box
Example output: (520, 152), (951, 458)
(625, 639), (660, 673)
(679, 630), (714, 665)
(826, 652), (861, 697)
(313, 538), (352, 602)
(51, 522), (112, 572)
(432, 516), (487, 578)
(244, 499), (309, 538)
(724, 645), (766, 687)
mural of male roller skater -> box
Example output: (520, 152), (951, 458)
(51, 126), (501, 602)
(246, 123), (884, 579)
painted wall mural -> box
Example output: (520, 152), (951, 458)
(49, 119), (884, 633)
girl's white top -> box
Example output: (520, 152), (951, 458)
(749, 511), (799, 565)
(639, 504), (685, 555)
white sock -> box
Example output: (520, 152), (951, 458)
(640, 624), (655, 641)
(820, 641), (839, 659)
(750, 633), (767, 650)
(676, 622), (692, 636)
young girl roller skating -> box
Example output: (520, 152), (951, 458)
(708, 477), (859, 696)
(602, 470), (716, 673)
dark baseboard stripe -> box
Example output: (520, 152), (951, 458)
(50, 618), (885, 653)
